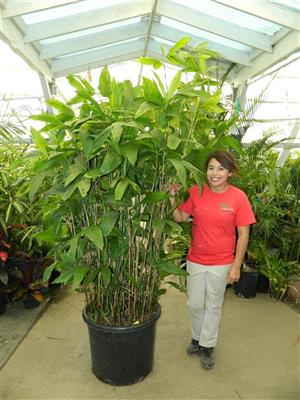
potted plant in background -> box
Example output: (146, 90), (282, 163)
(0, 133), (52, 313)
(234, 133), (300, 300)
(29, 38), (241, 385)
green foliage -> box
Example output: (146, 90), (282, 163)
(0, 143), (47, 255)
(260, 251), (299, 300)
(235, 133), (300, 300)
(29, 39), (241, 326)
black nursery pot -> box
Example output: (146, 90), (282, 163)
(256, 273), (270, 293)
(82, 306), (161, 386)
(0, 294), (7, 315)
(234, 269), (259, 298)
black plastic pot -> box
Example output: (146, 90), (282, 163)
(256, 273), (270, 293)
(234, 269), (259, 298)
(0, 294), (7, 315)
(82, 306), (161, 386)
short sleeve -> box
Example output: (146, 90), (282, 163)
(178, 186), (197, 216)
(235, 192), (256, 227)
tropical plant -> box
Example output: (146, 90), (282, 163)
(0, 142), (48, 257)
(234, 132), (300, 300)
(29, 38), (242, 326)
(259, 250), (299, 300)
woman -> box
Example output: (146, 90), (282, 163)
(170, 151), (256, 369)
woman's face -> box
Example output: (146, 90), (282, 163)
(207, 158), (232, 192)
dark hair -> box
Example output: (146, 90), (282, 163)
(205, 151), (239, 176)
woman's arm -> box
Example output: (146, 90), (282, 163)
(227, 225), (250, 284)
(170, 187), (190, 223)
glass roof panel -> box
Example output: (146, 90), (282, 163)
(173, 0), (282, 34)
(22, 0), (129, 24)
(271, 0), (300, 11)
(40, 17), (142, 44)
(55, 37), (143, 59)
(161, 16), (252, 52)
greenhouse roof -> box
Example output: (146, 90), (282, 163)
(1, 0), (300, 85)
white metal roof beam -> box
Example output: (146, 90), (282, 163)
(51, 40), (145, 76)
(156, 1), (273, 52)
(233, 30), (300, 85)
(0, 16), (52, 80)
(40, 21), (148, 60)
(2, 0), (81, 18)
(24, 2), (151, 42)
(152, 22), (252, 66)
(214, 0), (300, 32)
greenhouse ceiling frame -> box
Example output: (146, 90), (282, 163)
(0, 0), (299, 86)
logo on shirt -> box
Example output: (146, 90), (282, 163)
(218, 202), (234, 212)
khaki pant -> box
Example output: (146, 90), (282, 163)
(187, 260), (231, 348)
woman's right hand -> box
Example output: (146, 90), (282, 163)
(169, 183), (181, 196)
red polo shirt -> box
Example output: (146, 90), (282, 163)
(178, 184), (256, 265)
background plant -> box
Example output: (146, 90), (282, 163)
(233, 132), (300, 299)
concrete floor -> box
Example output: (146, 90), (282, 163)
(0, 286), (299, 400)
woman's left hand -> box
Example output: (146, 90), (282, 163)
(227, 265), (241, 285)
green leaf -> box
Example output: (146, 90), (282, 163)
(67, 75), (87, 92)
(121, 143), (138, 166)
(79, 123), (94, 160)
(78, 178), (91, 197)
(99, 66), (111, 97)
(84, 168), (102, 179)
(12, 201), (24, 214)
(137, 57), (163, 69)
(77, 77), (95, 95)
(167, 37), (191, 56)
(167, 134), (181, 150)
(142, 77), (164, 106)
(99, 148), (122, 176)
(31, 128), (48, 155)
(153, 218), (166, 232)
(169, 159), (187, 186)
(115, 178), (129, 201)
(91, 126), (112, 158)
(69, 234), (80, 260)
(219, 135), (243, 154)
(135, 102), (157, 119)
(62, 181), (78, 201)
(46, 99), (75, 118)
(30, 113), (61, 124)
(142, 191), (169, 204)
(111, 123), (123, 143)
(100, 211), (119, 237)
(152, 71), (166, 97)
(166, 70), (182, 103)
(82, 226), (104, 249)
(72, 264), (89, 289)
(43, 263), (56, 283)
(33, 225), (57, 243)
(29, 174), (45, 202)
(157, 260), (186, 276)
(79, 124), (111, 160)
(65, 159), (86, 186)
(101, 266), (111, 288)
(53, 270), (75, 285)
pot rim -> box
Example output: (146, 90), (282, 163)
(82, 304), (161, 333)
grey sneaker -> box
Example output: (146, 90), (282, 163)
(186, 339), (201, 355)
(199, 347), (215, 369)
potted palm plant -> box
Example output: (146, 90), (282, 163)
(29, 38), (241, 385)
